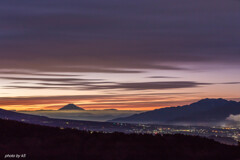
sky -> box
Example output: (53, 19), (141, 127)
(0, 0), (240, 111)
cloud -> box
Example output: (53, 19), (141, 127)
(85, 81), (211, 90)
(0, 0), (239, 73)
(0, 77), (104, 83)
(221, 82), (240, 85)
(226, 114), (240, 122)
(3, 86), (70, 90)
(3, 79), (211, 91)
(147, 76), (180, 79)
(0, 73), (210, 91)
(0, 95), (115, 106)
(0, 70), (80, 77)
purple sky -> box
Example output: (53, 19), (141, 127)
(0, 0), (240, 110)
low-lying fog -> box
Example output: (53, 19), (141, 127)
(18, 110), (143, 122)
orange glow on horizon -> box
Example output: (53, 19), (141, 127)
(0, 104), (170, 111)
(0, 94), (200, 111)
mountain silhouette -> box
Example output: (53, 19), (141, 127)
(110, 98), (240, 125)
(58, 104), (84, 110)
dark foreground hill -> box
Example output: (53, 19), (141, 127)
(111, 98), (240, 125)
(0, 119), (240, 160)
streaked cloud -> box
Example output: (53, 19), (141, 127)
(0, 77), (104, 82)
(85, 81), (211, 90)
(147, 76), (180, 79)
(2, 79), (211, 91)
(221, 82), (240, 85)
(0, 0), (239, 73)
(0, 70), (80, 77)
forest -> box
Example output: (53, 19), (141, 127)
(0, 119), (240, 160)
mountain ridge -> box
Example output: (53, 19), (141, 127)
(110, 98), (240, 125)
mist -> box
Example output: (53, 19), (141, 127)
(19, 110), (143, 122)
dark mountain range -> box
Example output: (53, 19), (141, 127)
(58, 104), (84, 110)
(1, 119), (240, 160)
(110, 98), (240, 125)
